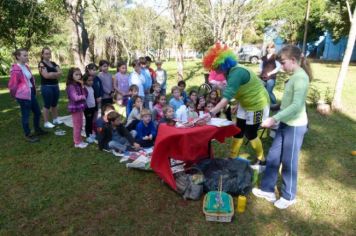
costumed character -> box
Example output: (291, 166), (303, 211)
(203, 43), (270, 169)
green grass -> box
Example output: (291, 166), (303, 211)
(0, 61), (355, 235)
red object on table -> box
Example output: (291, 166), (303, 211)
(151, 124), (240, 190)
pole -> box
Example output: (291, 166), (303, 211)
(302, 0), (311, 54)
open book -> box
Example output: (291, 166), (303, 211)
(207, 118), (234, 127)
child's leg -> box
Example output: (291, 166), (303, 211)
(231, 118), (246, 157)
(72, 111), (83, 145)
(31, 93), (42, 131)
(260, 125), (283, 193)
(280, 125), (307, 200)
(108, 140), (127, 152)
(17, 99), (31, 136)
(84, 108), (91, 137)
(92, 110), (98, 135)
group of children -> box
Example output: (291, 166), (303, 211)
(66, 57), (221, 156)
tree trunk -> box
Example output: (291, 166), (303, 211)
(65, 0), (91, 71)
(332, 6), (356, 111)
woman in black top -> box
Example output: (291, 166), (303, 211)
(259, 43), (281, 107)
(38, 47), (62, 128)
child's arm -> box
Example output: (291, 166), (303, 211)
(8, 69), (20, 98)
(67, 84), (86, 102)
(150, 121), (157, 139)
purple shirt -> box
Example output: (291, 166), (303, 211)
(114, 72), (130, 96)
(66, 82), (87, 113)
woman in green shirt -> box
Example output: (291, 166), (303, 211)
(203, 43), (270, 169)
(252, 45), (312, 209)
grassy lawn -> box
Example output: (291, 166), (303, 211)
(0, 60), (355, 235)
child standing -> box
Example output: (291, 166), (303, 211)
(99, 111), (140, 153)
(169, 86), (184, 112)
(252, 45), (311, 209)
(113, 91), (127, 122)
(135, 109), (157, 148)
(98, 60), (113, 106)
(155, 61), (167, 95)
(66, 67), (88, 148)
(126, 84), (139, 117)
(152, 94), (167, 125)
(114, 61), (130, 105)
(83, 73), (97, 144)
(129, 60), (145, 98)
(178, 80), (188, 104)
(126, 95), (143, 131)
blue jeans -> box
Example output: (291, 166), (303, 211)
(16, 88), (41, 136)
(264, 79), (277, 105)
(260, 123), (307, 200)
(41, 84), (60, 109)
(109, 136), (130, 152)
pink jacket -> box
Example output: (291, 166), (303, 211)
(8, 64), (36, 100)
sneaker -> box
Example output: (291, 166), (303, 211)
(74, 142), (88, 149)
(52, 118), (63, 125)
(112, 149), (124, 157)
(86, 136), (95, 144)
(35, 128), (48, 136)
(25, 134), (39, 143)
(44, 121), (55, 128)
(252, 188), (277, 202)
(274, 197), (296, 209)
(251, 159), (266, 172)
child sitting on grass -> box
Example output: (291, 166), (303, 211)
(169, 86), (184, 112)
(152, 94), (167, 126)
(126, 95), (143, 131)
(99, 111), (140, 154)
(158, 105), (175, 127)
(135, 109), (156, 148)
(96, 104), (115, 147)
(186, 101), (199, 120)
(113, 91), (126, 122)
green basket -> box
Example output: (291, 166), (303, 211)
(203, 191), (234, 222)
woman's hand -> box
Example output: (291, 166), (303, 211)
(261, 117), (276, 128)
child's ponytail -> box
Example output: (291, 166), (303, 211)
(300, 56), (313, 82)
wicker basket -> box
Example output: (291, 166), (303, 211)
(202, 191), (234, 222)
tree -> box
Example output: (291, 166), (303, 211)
(332, 3), (356, 111)
(63, 0), (91, 70)
(169, 0), (192, 79)
(0, 0), (54, 49)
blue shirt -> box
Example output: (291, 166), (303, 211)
(135, 120), (157, 140)
(169, 97), (184, 111)
(126, 98), (134, 117)
(181, 91), (188, 104)
(141, 68), (152, 91)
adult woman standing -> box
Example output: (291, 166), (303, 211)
(204, 43), (270, 169)
(8, 48), (47, 142)
(260, 43), (281, 107)
(38, 47), (63, 128)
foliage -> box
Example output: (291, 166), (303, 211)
(0, 0), (56, 50)
(256, 0), (326, 43)
(322, 0), (356, 41)
(307, 85), (321, 106)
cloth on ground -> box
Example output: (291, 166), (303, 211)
(194, 158), (253, 196)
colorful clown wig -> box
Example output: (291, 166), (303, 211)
(202, 43), (237, 72)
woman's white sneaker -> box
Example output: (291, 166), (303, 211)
(44, 121), (55, 128)
(274, 197), (296, 209)
(252, 188), (277, 202)
(74, 142), (88, 149)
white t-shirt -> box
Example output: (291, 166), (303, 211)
(85, 86), (96, 108)
(18, 64), (33, 88)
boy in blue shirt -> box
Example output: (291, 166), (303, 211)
(135, 108), (157, 148)
(169, 86), (184, 112)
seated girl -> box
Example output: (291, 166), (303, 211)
(152, 94), (167, 126)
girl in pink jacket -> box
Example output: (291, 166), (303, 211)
(8, 48), (46, 142)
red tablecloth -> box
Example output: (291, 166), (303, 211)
(151, 124), (240, 190)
